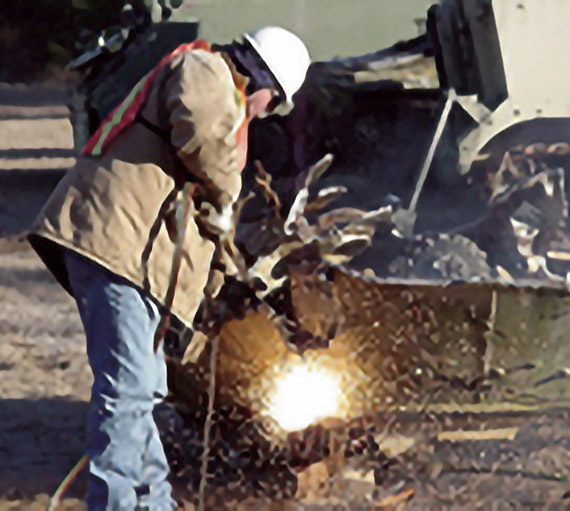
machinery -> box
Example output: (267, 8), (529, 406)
(445, 0), (570, 173)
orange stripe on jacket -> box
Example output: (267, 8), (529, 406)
(82, 39), (247, 158)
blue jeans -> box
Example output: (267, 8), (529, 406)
(65, 251), (177, 511)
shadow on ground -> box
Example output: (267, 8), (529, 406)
(0, 397), (88, 499)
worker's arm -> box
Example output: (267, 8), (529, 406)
(164, 49), (247, 209)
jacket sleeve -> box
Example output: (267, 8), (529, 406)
(164, 49), (247, 208)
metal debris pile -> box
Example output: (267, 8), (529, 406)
(464, 142), (570, 281)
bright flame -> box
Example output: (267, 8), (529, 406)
(267, 361), (343, 432)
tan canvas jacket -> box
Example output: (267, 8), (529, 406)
(28, 48), (248, 327)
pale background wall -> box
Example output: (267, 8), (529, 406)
(174, 0), (436, 61)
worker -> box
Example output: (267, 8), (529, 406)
(28, 26), (311, 511)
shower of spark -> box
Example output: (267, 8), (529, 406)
(267, 360), (344, 432)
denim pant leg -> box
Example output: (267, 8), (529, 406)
(65, 251), (176, 511)
(138, 341), (174, 510)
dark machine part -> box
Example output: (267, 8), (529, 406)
(428, 0), (508, 111)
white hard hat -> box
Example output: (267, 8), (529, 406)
(243, 26), (311, 114)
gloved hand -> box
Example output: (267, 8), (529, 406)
(196, 202), (235, 237)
